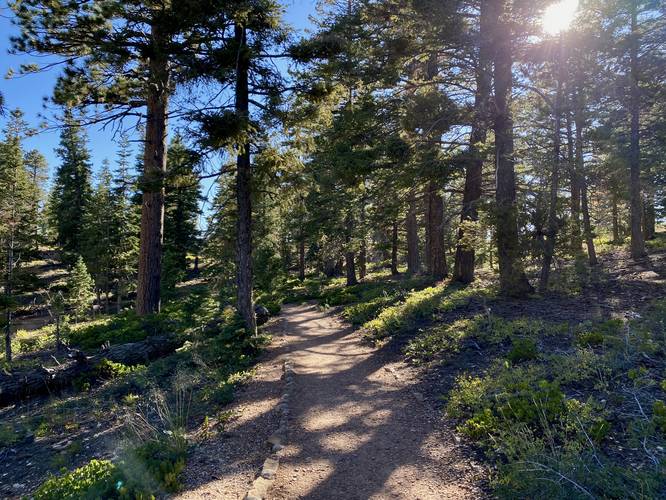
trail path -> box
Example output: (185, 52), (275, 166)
(179, 302), (486, 499)
(270, 303), (485, 499)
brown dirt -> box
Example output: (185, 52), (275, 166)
(178, 303), (487, 500)
(271, 303), (486, 499)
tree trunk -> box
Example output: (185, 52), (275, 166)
(574, 97), (597, 266)
(643, 186), (656, 240)
(345, 252), (357, 286)
(572, 70), (598, 267)
(345, 211), (358, 286)
(406, 192), (420, 275)
(566, 107), (581, 252)
(454, 0), (491, 284)
(4, 234), (13, 363)
(539, 37), (564, 294)
(234, 25), (256, 335)
(391, 219), (399, 275)
(116, 282), (123, 314)
(298, 236), (306, 282)
(612, 195), (621, 244)
(628, 0), (646, 259)
(358, 240), (367, 280)
(136, 22), (169, 316)
(358, 201), (367, 280)
(426, 183), (447, 280)
(491, 0), (533, 297)
(55, 316), (62, 352)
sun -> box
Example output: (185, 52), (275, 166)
(542, 0), (579, 35)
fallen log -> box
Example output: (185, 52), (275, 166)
(0, 335), (183, 407)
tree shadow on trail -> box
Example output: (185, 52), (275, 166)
(266, 303), (488, 500)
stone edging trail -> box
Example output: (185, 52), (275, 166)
(244, 357), (294, 500)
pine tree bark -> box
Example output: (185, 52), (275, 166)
(136, 22), (169, 316)
(566, 108), (581, 251)
(643, 181), (656, 240)
(574, 85), (597, 266)
(298, 236), (306, 282)
(454, 1), (491, 284)
(491, 0), (533, 297)
(539, 37), (564, 294)
(426, 183), (447, 280)
(391, 219), (399, 275)
(345, 213), (358, 286)
(358, 239), (367, 280)
(358, 200), (367, 280)
(234, 25), (257, 334)
(612, 195), (621, 244)
(628, 0), (646, 259)
(345, 252), (358, 286)
(406, 192), (420, 275)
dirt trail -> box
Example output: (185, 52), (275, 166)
(270, 303), (485, 499)
(178, 302), (485, 499)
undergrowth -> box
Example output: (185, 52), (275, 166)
(441, 303), (666, 498)
(20, 286), (270, 498)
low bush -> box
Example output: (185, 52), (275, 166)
(363, 283), (479, 340)
(506, 338), (539, 363)
(33, 459), (124, 500)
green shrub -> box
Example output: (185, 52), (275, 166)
(95, 359), (143, 380)
(364, 284), (474, 339)
(33, 436), (187, 499)
(0, 423), (22, 447)
(33, 459), (121, 500)
(653, 400), (666, 435)
(342, 294), (398, 325)
(506, 338), (538, 363)
(404, 318), (474, 363)
(263, 301), (281, 316)
(576, 330), (604, 347)
(130, 435), (187, 493)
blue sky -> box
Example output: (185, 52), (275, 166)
(0, 0), (316, 188)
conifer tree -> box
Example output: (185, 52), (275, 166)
(163, 136), (201, 291)
(197, 1), (288, 333)
(490, 0), (533, 297)
(110, 138), (140, 312)
(82, 162), (116, 308)
(24, 149), (48, 257)
(11, 0), (234, 315)
(50, 112), (92, 260)
(0, 110), (37, 362)
(66, 256), (95, 322)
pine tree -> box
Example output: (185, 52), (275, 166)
(23, 149), (48, 252)
(0, 110), (38, 362)
(490, 0), (533, 297)
(196, 1), (288, 333)
(11, 0), (240, 316)
(82, 162), (116, 309)
(66, 256), (95, 322)
(50, 112), (92, 260)
(110, 138), (140, 312)
(163, 136), (201, 291)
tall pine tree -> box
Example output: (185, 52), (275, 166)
(50, 112), (92, 260)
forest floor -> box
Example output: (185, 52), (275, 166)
(1, 234), (664, 499)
